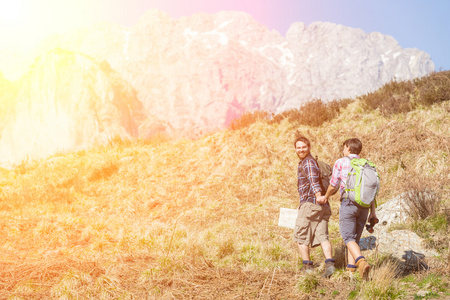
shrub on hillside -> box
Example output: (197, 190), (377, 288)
(228, 98), (352, 130)
(272, 99), (327, 126)
(229, 110), (272, 130)
(271, 98), (352, 127)
(414, 70), (450, 106)
(361, 80), (414, 115)
(402, 177), (450, 253)
(402, 177), (443, 220)
(361, 70), (450, 115)
(404, 188), (441, 220)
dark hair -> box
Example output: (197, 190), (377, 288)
(343, 138), (362, 154)
(294, 136), (311, 148)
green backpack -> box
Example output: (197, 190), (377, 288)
(344, 157), (380, 208)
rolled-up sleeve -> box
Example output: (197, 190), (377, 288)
(330, 160), (341, 188)
(304, 159), (322, 194)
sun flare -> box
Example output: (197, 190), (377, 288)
(0, 0), (100, 50)
(0, 0), (23, 24)
(0, 0), (23, 23)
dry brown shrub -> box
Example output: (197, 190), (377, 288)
(271, 98), (352, 128)
(229, 110), (272, 130)
(402, 181), (441, 220)
(361, 70), (450, 116)
(414, 70), (450, 105)
(361, 79), (415, 115)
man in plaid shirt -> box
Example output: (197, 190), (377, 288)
(292, 136), (335, 278)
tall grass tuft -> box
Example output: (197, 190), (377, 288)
(359, 261), (405, 300)
(297, 272), (320, 293)
(403, 179), (442, 220)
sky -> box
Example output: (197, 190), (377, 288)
(0, 0), (449, 70)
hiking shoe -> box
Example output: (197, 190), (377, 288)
(302, 263), (314, 274)
(322, 262), (336, 278)
(356, 258), (370, 280)
(346, 264), (357, 273)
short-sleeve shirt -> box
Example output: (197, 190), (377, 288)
(329, 154), (359, 197)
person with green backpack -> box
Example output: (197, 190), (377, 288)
(320, 138), (379, 280)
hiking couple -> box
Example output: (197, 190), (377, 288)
(293, 136), (377, 279)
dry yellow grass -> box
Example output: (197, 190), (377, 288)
(0, 99), (448, 299)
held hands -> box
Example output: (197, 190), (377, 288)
(316, 195), (328, 204)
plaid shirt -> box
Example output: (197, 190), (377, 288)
(330, 154), (360, 197)
(297, 154), (323, 205)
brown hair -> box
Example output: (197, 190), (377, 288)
(294, 136), (311, 148)
(343, 138), (362, 154)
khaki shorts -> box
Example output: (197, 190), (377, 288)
(293, 202), (331, 248)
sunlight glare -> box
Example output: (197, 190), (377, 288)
(0, 0), (23, 24)
(0, 0), (99, 51)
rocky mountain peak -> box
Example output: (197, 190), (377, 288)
(281, 21), (434, 109)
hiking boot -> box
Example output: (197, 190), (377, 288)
(302, 263), (314, 274)
(346, 266), (356, 273)
(322, 261), (336, 278)
(356, 258), (370, 280)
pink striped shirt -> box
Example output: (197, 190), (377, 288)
(330, 154), (360, 196)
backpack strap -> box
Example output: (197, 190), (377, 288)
(343, 156), (354, 201)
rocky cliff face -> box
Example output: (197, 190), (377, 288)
(31, 11), (433, 134)
(0, 9), (435, 165)
(33, 10), (296, 135)
(282, 22), (435, 109)
(0, 49), (144, 165)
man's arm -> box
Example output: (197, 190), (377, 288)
(319, 159), (342, 203)
(324, 185), (339, 199)
(368, 199), (377, 220)
(303, 159), (325, 204)
(317, 185), (337, 204)
(304, 159), (322, 195)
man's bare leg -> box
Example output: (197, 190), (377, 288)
(320, 241), (333, 259)
(298, 243), (310, 261)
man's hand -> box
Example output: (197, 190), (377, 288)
(368, 211), (377, 221)
(316, 195), (328, 205)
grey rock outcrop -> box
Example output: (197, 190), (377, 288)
(360, 194), (438, 259)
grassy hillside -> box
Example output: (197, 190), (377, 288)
(0, 72), (449, 299)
